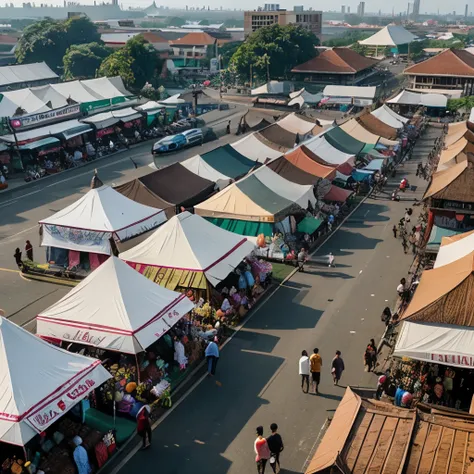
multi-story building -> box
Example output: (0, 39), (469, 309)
(341, 5), (346, 14)
(412, 0), (420, 18)
(244, 5), (322, 37)
(357, 1), (365, 17)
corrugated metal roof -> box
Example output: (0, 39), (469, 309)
(0, 62), (58, 87)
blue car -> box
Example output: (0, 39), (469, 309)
(152, 128), (203, 155)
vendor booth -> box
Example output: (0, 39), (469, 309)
(119, 211), (255, 291)
(371, 104), (407, 129)
(38, 185), (166, 270)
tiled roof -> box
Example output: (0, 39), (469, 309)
(170, 32), (216, 46)
(292, 47), (378, 74)
(405, 48), (474, 77)
(142, 32), (168, 43)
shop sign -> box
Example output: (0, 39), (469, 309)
(38, 146), (62, 157)
(430, 353), (474, 367)
(25, 368), (100, 433)
(10, 105), (81, 130)
(61, 329), (107, 347)
(96, 127), (115, 138)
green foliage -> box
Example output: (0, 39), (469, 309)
(351, 42), (368, 55)
(230, 24), (319, 81)
(98, 48), (135, 87)
(219, 41), (241, 67)
(97, 34), (161, 90)
(323, 29), (372, 47)
(15, 17), (100, 71)
(447, 96), (474, 113)
(63, 42), (111, 80)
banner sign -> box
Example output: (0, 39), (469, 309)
(10, 105), (81, 130)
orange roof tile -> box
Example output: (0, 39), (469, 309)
(142, 32), (168, 44)
(292, 47), (379, 74)
(405, 48), (474, 77)
(170, 32), (216, 46)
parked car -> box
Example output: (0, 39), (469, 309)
(152, 128), (203, 155)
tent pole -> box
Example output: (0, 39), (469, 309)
(135, 353), (141, 383)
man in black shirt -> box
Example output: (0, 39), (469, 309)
(266, 423), (284, 473)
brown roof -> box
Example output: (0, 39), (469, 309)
(292, 47), (379, 74)
(405, 48), (474, 77)
(306, 387), (474, 474)
(142, 32), (168, 44)
(402, 252), (474, 326)
(170, 32), (216, 46)
(358, 112), (398, 140)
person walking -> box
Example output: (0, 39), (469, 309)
(254, 426), (271, 474)
(310, 348), (322, 394)
(299, 350), (310, 393)
(364, 343), (376, 372)
(267, 423), (284, 473)
(297, 248), (307, 272)
(331, 351), (345, 385)
(205, 339), (220, 376)
(136, 405), (152, 450)
(392, 225), (397, 238)
(13, 248), (22, 269)
(25, 240), (33, 261)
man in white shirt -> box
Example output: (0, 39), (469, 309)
(299, 350), (310, 393)
(73, 149), (83, 162)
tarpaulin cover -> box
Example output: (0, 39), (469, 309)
(394, 321), (474, 369)
(206, 218), (273, 237)
(252, 166), (316, 208)
(114, 179), (176, 219)
(424, 157), (469, 200)
(434, 229), (474, 268)
(284, 147), (337, 180)
(39, 185), (166, 254)
(267, 156), (319, 185)
(231, 133), (283, 163)
(371, 105), (407, 129)
(0, 317), (110, 446)
(340, 118), (380, 145)
(304, 136), (355, 166)
(324, 185), (353, 202)
(426, 225), (465, 252)
(195, 174), (301, 222)
(352, 169), (374, 182)
(297, 216), (322, 234)
(180, 154), (232, 183)
(199, 144), (256, 178)
(257, 124), (297, 149)
(324, 127), (365, 155)
(119, 211), (255, 287)
(445, 122), (468, 147)
(139, 163), (216, 208)
(277, 113), (322, 135)
(336, 162), (354, 176)
(364, 158), (385, 171)
(37, 257), (194, 354)
(358, 113), (398, 140)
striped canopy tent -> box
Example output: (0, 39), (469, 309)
(284, 147), (337, 180)
(119, 211), (255, 290)
(304, 135), (355, 166)
(324, 126), (370, 155)
(276, 113), (323, 135)
(358, 112), (398, 140)
(231, 133), (284, 163)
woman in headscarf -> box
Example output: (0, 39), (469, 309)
(73, 436), (91, 474)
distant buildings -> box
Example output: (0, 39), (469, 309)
(291, 47), (379, 85)
(412, 0), (420, 18)
(341, 5), (346, 14)
(244, 5), (322, 37)
(357, 1), (365, 17)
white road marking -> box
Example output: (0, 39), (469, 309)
(0, 224), (39, 243)
(0, 189), (42, 208)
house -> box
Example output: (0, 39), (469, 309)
(101, 31), (170, 53)
(169, 32), (217, 59)
(291, 47), (379, 85)
(404, 48), (474, 96)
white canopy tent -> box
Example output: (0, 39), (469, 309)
(159, 94), (185, 105)
(371, 104), (407, 129)
(387, 90), (448, 108)
(119, 211), (255, 287)
(0, 317), (110, 446)
(39, 185), (166, 254)
(359, 25), (417, 46)
(180, 154), (232, 189)
(303, 135), (355, 165)
(394, 321), (474, 369)
(251, 166), (316, 208)
(83, 107), (142, 129)
(231, 133), (283, 163)
(36, 257), (194, 354)
(434, 230), (474, 269)
(277, 113), (318, 135)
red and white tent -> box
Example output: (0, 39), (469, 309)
(0, 317), (110, 446)
(36, 257), (194, 354)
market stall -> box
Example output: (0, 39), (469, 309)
(371, 104), (407, 130)
(256, 124), (298, 149)
(267, 156), (320, 185)
(231, 133), (283, 163)
(357, 112), (398, 140)
(0, 316), (111, 474)
(276, 113), (322, 136)
(303, 135), (355, 166)
(17, 137), (63, 171)
(323, 126), (368, 155)
(38, 184), (166, 270)
(283, 147), (337, 180)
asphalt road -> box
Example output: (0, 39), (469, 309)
(0, 109), (249, 330)
(114, 149), (431, 474)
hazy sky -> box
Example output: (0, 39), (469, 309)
(9, 0), (468, 16)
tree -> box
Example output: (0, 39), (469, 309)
(98, 49), (135, 87)
(351, 43), (368, 56)
(230, 24), (319, 82)
(15, 16), (100, 71)
(63, 42), (111, 80)
(125, 35), (160, 89)
(219, 41), (241, 68)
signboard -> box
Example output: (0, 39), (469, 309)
(353, 98), (374, 106)
(10, 105), (81, 131)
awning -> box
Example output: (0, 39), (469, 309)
(394, 321), (474, 368)
(197, 144), (256, 178)
(83, 107), (142, 129)
(324, 127), (365, 155)
(371, 105), (407, 129)
(18, 136), (60, 150)
(257, 124), (297, 149)
(267, 156), (320, 185)
(426, 224), (465, 253)
(324, 185), (353, 202)
(37, 257), (194, 354)
(358, 113), (398, 140)
(205, 218), (273, 238)
(284, 147), (337, 180)
(424, 157), (470, 201)
(297, 216), (322, 234)
(388, 90), (447, 108)
(364, 158), (385, 171)
(434, 229), (474, 268)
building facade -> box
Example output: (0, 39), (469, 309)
(244, 7), (322, 37)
